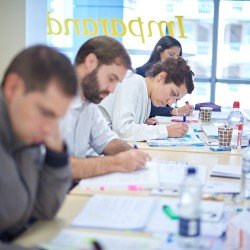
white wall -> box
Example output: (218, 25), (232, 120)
(0, 0), (26, 79)
(0, 0), (47, 80)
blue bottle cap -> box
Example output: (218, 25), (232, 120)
(187, 167), (196, 175)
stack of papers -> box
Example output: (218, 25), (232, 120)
(79, 160), (207, 190)
(210, 164), (241, 179)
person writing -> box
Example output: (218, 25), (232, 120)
(99, 57), (194, 141)
(136, 35), (193, 118)
(60, 36), (150, 180)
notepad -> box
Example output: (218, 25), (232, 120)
(210, 164), (241, 179)
(147, 134), (204, 147)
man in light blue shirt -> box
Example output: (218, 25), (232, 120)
(61, 36), (149, 179)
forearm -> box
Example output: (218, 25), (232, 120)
(33, 147), (71, 220)
(102, 139), (131, 155)
(113, 122), (168, 141)
(70, 155), (121, 179)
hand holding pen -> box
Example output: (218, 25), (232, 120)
(167, 123), (189, 137)
(172, 102), (193, 116)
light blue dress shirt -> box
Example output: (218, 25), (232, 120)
(61, 97), (119, 157)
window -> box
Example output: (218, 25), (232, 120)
(33, 0), (250, 108)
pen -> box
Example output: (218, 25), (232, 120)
(92, 240), (104, 250)
(183, 114), (186, 122)
(162, 205), (179, 220)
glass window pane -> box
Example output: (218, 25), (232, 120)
(177, 82), (211, 106)
(217, 0), (250, 79)
(215, 82), (250, 109)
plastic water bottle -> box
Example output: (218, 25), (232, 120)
(227, 101), (244, 148)
(241, 147), (250, 200)
(178, 167), (202, 248)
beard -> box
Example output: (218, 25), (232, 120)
(81, 68), (110, 104)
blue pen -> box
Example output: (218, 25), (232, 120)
(183, 114), (186, 122)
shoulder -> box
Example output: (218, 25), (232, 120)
(122, 72), (145, 89)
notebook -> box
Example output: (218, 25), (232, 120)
(147, 130), (204, 147)
(210, 164), (241, 179)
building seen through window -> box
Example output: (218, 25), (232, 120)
(44, 0), (250, 109)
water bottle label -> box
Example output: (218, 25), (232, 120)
(179, 217), (200, 237)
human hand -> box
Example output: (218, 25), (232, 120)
(172, 104), (194, 116)
(43, 122), (64, 153)
(115, 149), (151, 172)
(167, 123), (189, 137)
(145, 117), (159, 125)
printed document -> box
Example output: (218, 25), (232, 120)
(79, 161), (206, 190)
(71, 195), (155, 230)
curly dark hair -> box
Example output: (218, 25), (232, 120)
(145, 57), (194, 94)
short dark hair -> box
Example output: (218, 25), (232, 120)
(1, 45), (77, 96)
(142, 36), (182, 71)
(74, 36), (132, 70)
(146, 57), (195, 94)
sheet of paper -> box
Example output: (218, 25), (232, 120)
(71, 195), (155, 230)
(157, 161), (207, 186)
(210, 164), (241, 179)
(79, 160), (159, 190)
(41, 229), (162, 250)
(202, 125), (219, 139)
(151, 181), (240, 197)
(146, 198), (225, 237)
(203, 181), (240, 194)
